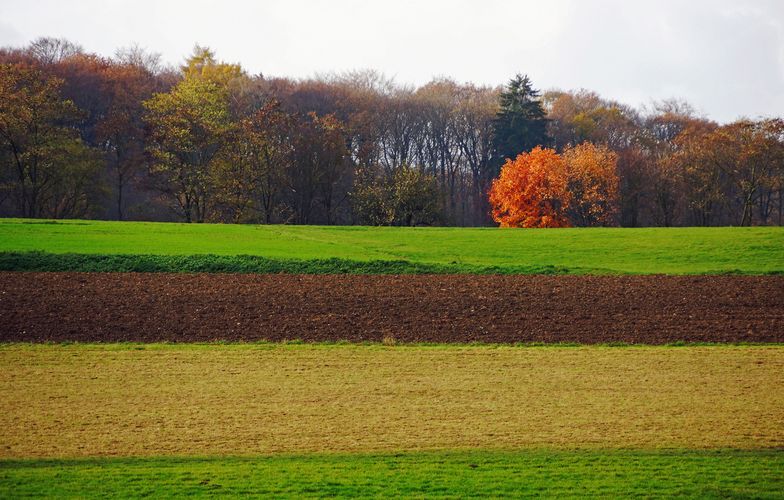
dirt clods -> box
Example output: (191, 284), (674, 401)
(1, 272), (782, 344)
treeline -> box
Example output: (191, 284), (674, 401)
(1, 37), (783, 226)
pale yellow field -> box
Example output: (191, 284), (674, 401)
(1, 344), (782, 458)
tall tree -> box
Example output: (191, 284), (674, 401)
(668, 120), (724, 226)
(144, 76), (231, 223)
(288, 112), (350, 224)
(562, 142), (620, 226)
(0, 63), (102, 218)
(214, 100), (294, 223)
(492, 74), (549, 164)
(453, 84), (498, 225)
(143, 47), (241, 223)
(711, 120), (784, 226)
(96, 61), (159, 220)
(640, 108), (706, 227)
(27, 37), (83, 65)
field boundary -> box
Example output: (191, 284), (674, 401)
(2, 341), (784, 350)
(0, 250), (585, 275)
(1, 447), (781, 466)
(2, 251), (781, 275)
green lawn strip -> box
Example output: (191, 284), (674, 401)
(1, 219), (782, 274)
(1, 449), (781, 498)
(0, 251), (573, 275)
(0, 250), (780, 275)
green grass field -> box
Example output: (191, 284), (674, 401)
(2, 450), (782, 498)
(1, 218), (783, 274)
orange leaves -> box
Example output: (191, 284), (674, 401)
(562, 142), (620, 226)
(488, 147), (571, 228)
(488, 143), (620, 228)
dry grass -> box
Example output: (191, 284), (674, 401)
(0, 344), (782, 458)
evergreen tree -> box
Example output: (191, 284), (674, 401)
(493, 74), (549, 164)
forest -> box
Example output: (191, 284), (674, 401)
(1, 37), (783, 227)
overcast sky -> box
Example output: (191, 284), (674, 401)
(1, 0), (782, 122)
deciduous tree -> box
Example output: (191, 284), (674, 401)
(143, 76), (231, 222)
(96, 61), (159, 219)
(352, 166), (441, 226)
(288, 112), (350, 224)
(562, 142), (620, 226)
(0, 63), (102, 218)
(488, 147), (570, 228)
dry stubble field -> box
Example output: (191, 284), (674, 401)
(2, 344), (782, 458)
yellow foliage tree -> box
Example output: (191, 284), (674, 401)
(562, 142), (620, 226)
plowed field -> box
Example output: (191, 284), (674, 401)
(1, 272), (781, 343)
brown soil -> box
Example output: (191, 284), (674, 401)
(0, 272), (782, 344)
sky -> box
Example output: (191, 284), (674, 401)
(1, 0), (782, 123)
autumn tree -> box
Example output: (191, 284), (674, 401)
(544, 89), (639, 151)
(717, 119), (784, 226)
(47, 53), (112, 145)
(453, 84), (499, 224)
(562, 142), (620, 226)
(144, 76), (230, 222)
(251, 100), (295, 223)
(96, 60), (160, 219)
(639, 105), (706, 226)
(114, 44), (163, 74)
(493, 74), (549, 164)
(314, 114), (351, 224)
(181, 45), (243, 87)
(143, 47), (242, 222)
(616, 146), (650, 227)
(755, 119), (784, 225)
(664, 120), (724, 226)
(0, 63), (102, 218)
(288, 112), (351, 224)
(488, 147), (570, 228)
(352, 166), (441, 226)
(27, 37), (83, 65)
(214, 100), (294, 223)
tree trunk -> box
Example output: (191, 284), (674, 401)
(117, 172), (124, 221)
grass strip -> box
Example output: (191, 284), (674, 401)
(2, 250), (781, 275)
(2, 219), (783, 275)
(0, 251), (572, 274)
(2, 449), (782, 498)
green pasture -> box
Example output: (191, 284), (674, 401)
(1, 219), (782, 274)
(2, 450), (781, 498)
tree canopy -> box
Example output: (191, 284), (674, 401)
(1, 39), (783, 227)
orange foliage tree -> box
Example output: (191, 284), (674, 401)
(488, 147), (571, 227)
(562, 142), (620, 226)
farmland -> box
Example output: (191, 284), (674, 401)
(1, 219), (783, 274)
(2, 344), (782, 457)
(1, 343), (782, 496)
(1, 220), (783, 496)
(2, 272), (783, 343)
(4, 450), (783, 498)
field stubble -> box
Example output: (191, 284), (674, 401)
(1, 344), (781, 458)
